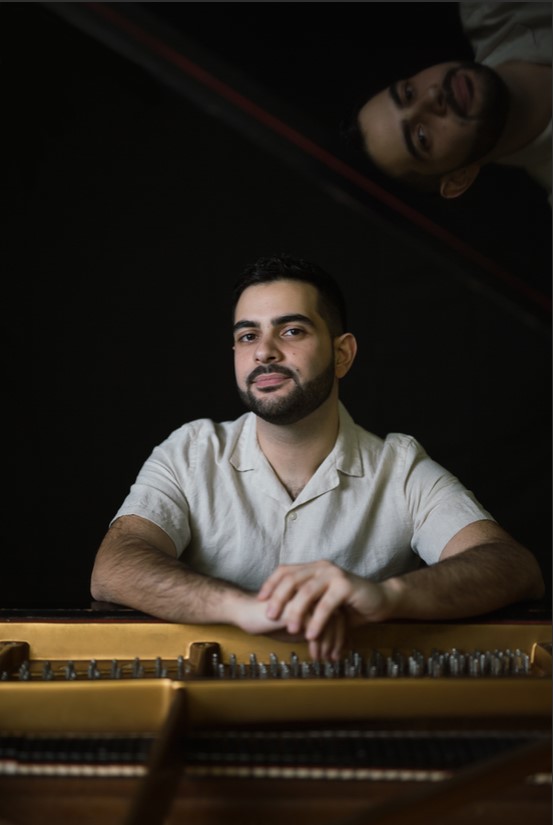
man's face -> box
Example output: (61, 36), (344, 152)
(233, 280), (337, 425)
(357, 61), (510, 179)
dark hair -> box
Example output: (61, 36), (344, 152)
(232, 254), (347, 336)
(339, 96), (373, 155)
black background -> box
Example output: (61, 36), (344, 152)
(4, 2), (551, 609)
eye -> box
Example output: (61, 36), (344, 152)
(404, 82), (414, 103)
(235, 331), (257, 344)
(282, 327), (304, 338)
(416, 124), (428, 149)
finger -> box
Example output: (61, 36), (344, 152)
(305, 583), (349, 642)
(329, 612), (347, 661)
(258, 562), (317, 601)
(257, 565), (293, 600)
(308, 637), (322, 661)
(318, 615), (340, 662)
(280, 578), (330, 632)
(264, 578), (303, 621)
(308, 612), (343, 662)
(264, 568), (325, 622)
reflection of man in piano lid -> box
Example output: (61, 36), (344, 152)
(90, 254), (545, 662)
(343, 3), (551, 203)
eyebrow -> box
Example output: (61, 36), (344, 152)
(402, 121), (424, 161)
(389, 81), (402, 107)
(388, 83), (424, 162)
(233, 313), (315, 334)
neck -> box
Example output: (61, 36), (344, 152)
(255, 393), (341, 500)
(486, 61), (551, 162)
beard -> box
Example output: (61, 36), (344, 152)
(443, 62), (510, 166)
(237, 359), (336, 425)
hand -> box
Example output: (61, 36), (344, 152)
(258, 560), (390, 643)
(229, 585), (348, 660)
(301, 607), (348, 662)
(232, 591), (290, 636)
(250, 599), (348, 661)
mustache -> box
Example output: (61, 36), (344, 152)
(247, 365), (296, 385)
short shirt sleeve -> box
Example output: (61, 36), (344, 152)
(396, 435), (495, 565)
(110, 431), (195, 556)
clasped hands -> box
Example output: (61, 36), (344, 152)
(248, 560), (390, 661)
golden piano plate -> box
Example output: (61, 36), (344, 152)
(0, 616), (550, 825)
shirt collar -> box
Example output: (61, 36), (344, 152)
(230, 403), (364, 478)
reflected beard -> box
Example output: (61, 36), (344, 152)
(444, 62), (510, 165)
(237, 359), (336, 425)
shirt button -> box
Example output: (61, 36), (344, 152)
(288, 512), (298, 521)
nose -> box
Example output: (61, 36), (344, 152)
(255, 333), (282, 363)
(416, 84), (446, 116)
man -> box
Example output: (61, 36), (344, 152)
(348, 3), (551, 201)
(91, 254), (545, 660)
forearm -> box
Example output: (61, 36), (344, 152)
(91, 528), (292, 636)
(259, 539), (544, 647)
(91, 536), (253, 626)
(378, 542), (545, 622)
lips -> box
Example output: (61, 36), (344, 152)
(253, 373), (291, 390)
(450, 71), (473, 117)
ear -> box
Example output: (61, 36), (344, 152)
(334, 333), (357, 379)
(439, 164), (480, 199)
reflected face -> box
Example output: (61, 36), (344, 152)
(358, 61), (509, 179)
(233, 280), (337, 425)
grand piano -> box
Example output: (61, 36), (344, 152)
(0, 606), (550, 825)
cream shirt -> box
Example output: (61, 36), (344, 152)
(460, 2), (552, 199)
(112, 404), (493, 591)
